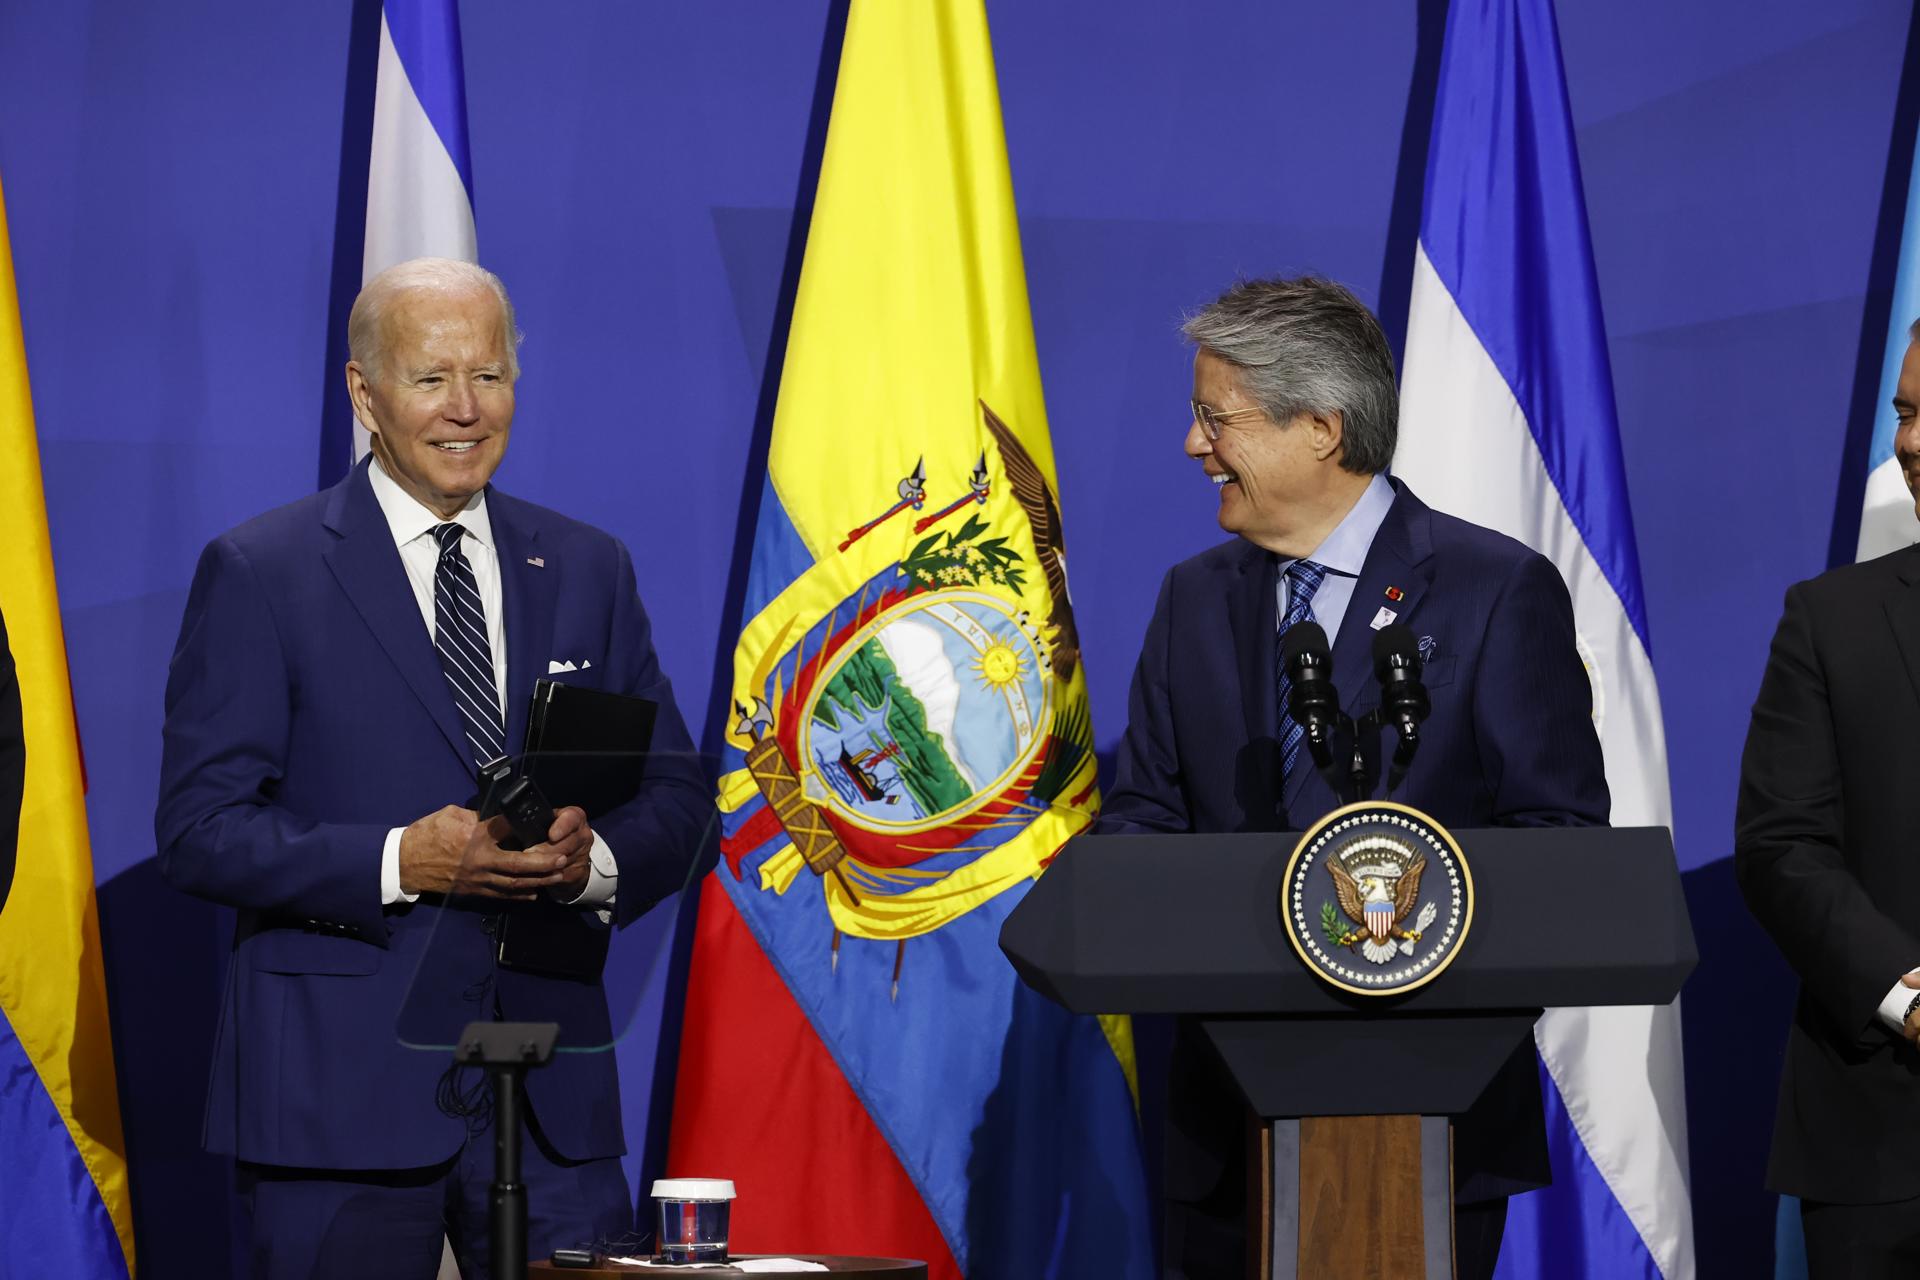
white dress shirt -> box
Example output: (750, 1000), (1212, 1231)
(1879, 974), (1919, 1034)
(366, 456), (616, 910)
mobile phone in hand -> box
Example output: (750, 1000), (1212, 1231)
(493, 774), (557, 851)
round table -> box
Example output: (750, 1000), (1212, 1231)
(529, 1257), (927, 1278)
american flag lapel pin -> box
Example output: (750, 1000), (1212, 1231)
(527, 556), (545, 568)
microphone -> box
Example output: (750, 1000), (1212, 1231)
(1281, 620), (1339, 771)
(1372, 623), (1430, 789)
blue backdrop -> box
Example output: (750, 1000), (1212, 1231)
(1, 2), (1911, 1276)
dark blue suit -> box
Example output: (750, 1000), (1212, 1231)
(1099, 479), (1608, 1276)
(156, 459), (710, 1175)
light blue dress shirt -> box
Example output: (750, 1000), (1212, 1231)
(1277, 473), (1396, 638)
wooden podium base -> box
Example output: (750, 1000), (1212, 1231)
(1251, 1114), (1455, 1280)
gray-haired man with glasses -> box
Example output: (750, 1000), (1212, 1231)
(1098, 275), (1609, 1280)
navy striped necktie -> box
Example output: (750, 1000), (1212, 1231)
(431, 521), (506, 768)
(1276, 558), (1329, 787)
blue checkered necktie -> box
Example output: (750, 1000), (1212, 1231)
(1276, 558), (1329, 787)
(431, 521), (506, 768)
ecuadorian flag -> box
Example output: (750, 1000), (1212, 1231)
(667, 3), (1153, 1276)
(0, 173), (135, 1276)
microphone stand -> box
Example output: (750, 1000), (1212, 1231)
(1341, 706), (1421, 803)
(1304, 710), (1373, 807)
(1349, 709), (1385, 801)
(455, 1021), (559, 1280)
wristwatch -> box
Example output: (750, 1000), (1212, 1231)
(1904, 992), (1920, 1027)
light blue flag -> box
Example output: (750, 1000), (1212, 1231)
(1856, 133), (1920, 559)
(1393, 0), (1695, 1276)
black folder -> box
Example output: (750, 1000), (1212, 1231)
(520, 677), (659, 819)
(489, 679), (658, 981)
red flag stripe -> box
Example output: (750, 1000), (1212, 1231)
(667, 877), (961, 1278)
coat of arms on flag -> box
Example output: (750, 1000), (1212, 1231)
(723, 403), (1096, 990)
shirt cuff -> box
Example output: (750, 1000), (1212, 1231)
(559, 831), (618, 909)
(381, 828), (420, 906)
(1878, 975), (1919, 1034)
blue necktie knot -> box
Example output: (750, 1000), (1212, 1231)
(1284, 559), (1327, 616)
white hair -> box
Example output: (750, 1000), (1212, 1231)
(348, 257), (523, 382)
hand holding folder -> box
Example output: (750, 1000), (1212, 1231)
(479, 679), (658, 980)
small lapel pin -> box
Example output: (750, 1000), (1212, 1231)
(1370, 607), (1398, 630)
(527, 556), (545, 568)
(1385, 585), (1404, 602)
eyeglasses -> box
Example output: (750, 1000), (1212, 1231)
(1190, 399), (1266, 441)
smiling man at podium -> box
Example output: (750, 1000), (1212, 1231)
(1097, 276), (1609, 1280)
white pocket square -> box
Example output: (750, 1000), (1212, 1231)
(547, 660), (578, 674)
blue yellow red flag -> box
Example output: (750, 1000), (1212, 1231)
(0, 172), (135, 1277)
(667, 3), (1153, 1276)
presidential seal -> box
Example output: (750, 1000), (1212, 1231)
(1280, 801), (1473, 996)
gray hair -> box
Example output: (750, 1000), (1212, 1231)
(1182, 275), (1398, 475)
(348, 257), (523, 383)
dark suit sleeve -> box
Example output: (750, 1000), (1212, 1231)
(1098, 568), (1192, 834)
(1735, 582), (1919, 1040)
(1470, 552), (1610, 827)
(156, 535), (391, 936)
(0, 608), (21, 914)
(592, 539), (713, 927)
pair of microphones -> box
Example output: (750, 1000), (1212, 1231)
(1281, 619), (1431, 796)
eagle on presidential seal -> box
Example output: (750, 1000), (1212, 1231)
(1320, 835), (1441, 965)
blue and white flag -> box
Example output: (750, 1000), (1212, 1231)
(1856, 133), (1920, 560)
(353, 0), (477, 463)
(1393, 1), (1694, 1277)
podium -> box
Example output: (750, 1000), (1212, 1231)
(999, 825), (1695, 1280)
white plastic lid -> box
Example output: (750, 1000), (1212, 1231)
(651, 1178), (737, 1200)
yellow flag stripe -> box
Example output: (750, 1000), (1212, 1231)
(766, 0), (1058, 545)
(0, 172), (135, 1274)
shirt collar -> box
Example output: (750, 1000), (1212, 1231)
(367, 454), (494, 551)
(1285, 472), (1395, 578)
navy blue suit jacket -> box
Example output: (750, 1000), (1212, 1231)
(1100, 479), (1608, 1206)
(156, 459), (710, 1170)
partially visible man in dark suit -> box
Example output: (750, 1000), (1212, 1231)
(1097, 276), (1609, 1280)
(156, 258), (710, 1280)
(1737, 320), (1920, 1278)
